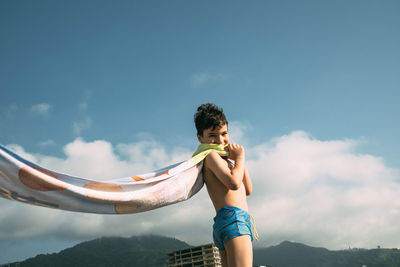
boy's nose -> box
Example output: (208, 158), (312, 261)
(217, 136), (224, 144)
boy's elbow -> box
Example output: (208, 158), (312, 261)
(229, 181), (241, 190)
(246, 188), (252, 196)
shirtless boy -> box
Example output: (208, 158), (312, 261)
(194, 103), (254, 267)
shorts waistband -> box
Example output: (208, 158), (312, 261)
(216, 206), (247, 215)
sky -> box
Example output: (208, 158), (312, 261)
(1, 0), (400, 264)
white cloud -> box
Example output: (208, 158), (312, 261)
(38, 140), (56, 147)
(72, 116), (92, 136)
(191, 71), (230, 88)
(1, 131), (400, 250)
(8, 103), (18, 113)
(78, 101), (88, 111)
(1, 103), (18, 119)
(228, 121), (249, 145)
(78, 89), (92, 112)
(31, 103), (52, 117)
(246, 131), (400, 249)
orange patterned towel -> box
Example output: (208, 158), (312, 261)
(0, 144), (226, 214)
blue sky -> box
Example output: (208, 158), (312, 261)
(1, 0), (400, 264)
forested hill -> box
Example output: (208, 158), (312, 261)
(254, 240), (400, 267)
(4, 235), (190, 267)
(4, 236), (400, 267)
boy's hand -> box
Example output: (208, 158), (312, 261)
(226, 144), (244, 160)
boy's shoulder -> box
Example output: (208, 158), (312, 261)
(204, 151), (232, 170)
(205, 150), (224, 163)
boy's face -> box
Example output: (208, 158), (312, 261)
(197, 123), (229, 145)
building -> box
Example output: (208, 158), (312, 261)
(167, 243), (222, 267)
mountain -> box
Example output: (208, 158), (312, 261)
(254, 241), (332, 267)
(254, 241), (400, 267)
(4, 235), (190, 267)
(4, 237), (400, 267)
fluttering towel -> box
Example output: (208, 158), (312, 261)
(0, 144), (227, 214)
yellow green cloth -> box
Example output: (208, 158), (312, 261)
(190, 143), (228, 165)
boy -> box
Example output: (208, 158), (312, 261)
(194, 103), (254, 267)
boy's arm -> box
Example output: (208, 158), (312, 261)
(205, 144), (245, 190)
(243, 167), (252, 195)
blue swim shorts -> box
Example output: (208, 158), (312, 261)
(213, 206), (253, 250)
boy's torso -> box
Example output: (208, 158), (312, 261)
(203, 156), (248, 213)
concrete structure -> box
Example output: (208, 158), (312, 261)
(167, 243), (222, 267)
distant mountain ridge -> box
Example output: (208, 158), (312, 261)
(3, 236), (400, 267)
(254, 240), (400, 267)
(4, 235), (190, 267)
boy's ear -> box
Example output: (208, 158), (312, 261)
(197, 133), (203, 143)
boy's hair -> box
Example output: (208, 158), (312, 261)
(194, 103), (228, 136)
